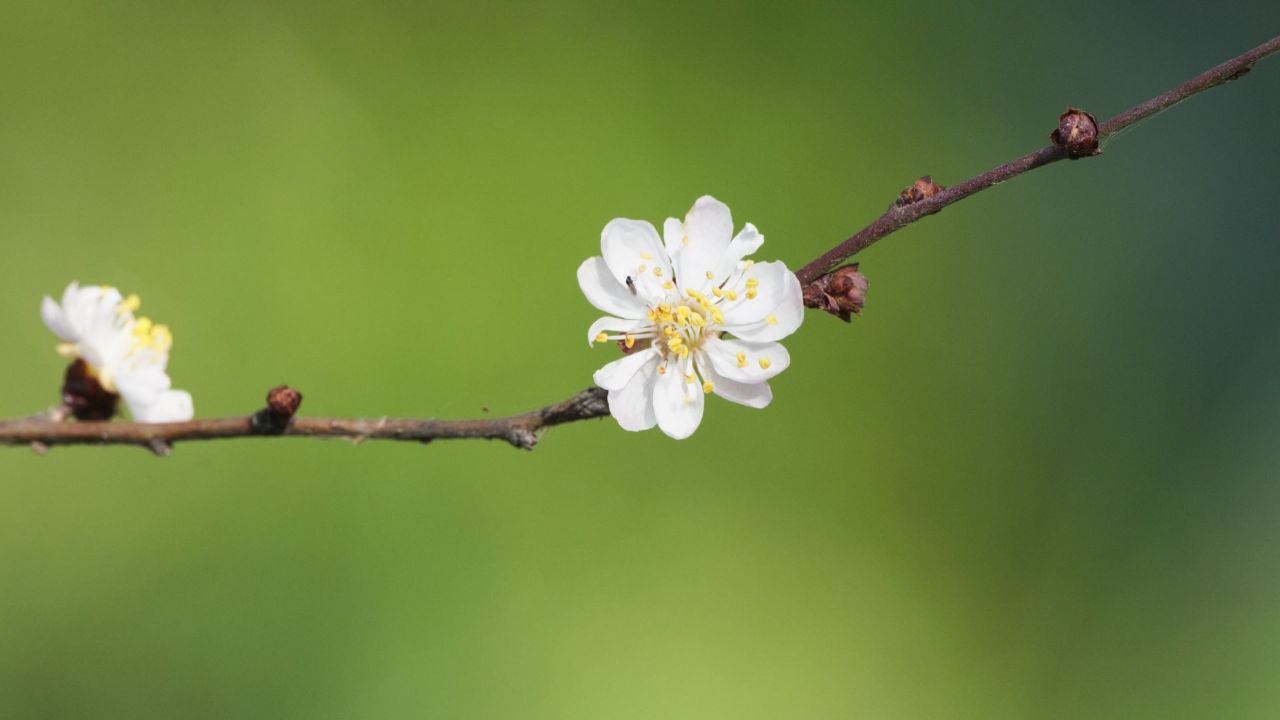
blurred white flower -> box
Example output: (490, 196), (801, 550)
(41, 282), (194, 422)
(578, 196), (803, 439)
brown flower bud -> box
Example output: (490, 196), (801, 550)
(894, 176), (946, 208)
(1050, 107), (1100, 158)
(62, 358), (119, 421)
(266, 385), (303, 419)
(802, 264), (869, 322)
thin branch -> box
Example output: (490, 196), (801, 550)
(795, 33), (1280, 284)
(0, 387), (610, 453)
(4, 34), (1279, 454)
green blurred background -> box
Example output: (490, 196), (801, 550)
(2, 1), (1279, 717)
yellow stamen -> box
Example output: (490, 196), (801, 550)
(726, 290), (737, 301)
(759, 358), (772, 369)
(678, 346), (689, 358)
(56, 342), (79, 359)
(711, 287), (724, 298)
(702, 381), (715, 394)
(711, 307), (724, 324)
(745, 277), (759, 288)
(638, 264), (647, 273)
(119, 294), (141, 313)
(657, 366), (666, 375)
(746, 288), (758, 300)
(640, 251), (652, 260)
(705, 271), (714, 280)
(689, 313), (705, 327)
(653, 267), (663, 277)
(624, 334), (635, 349)
(685, 373), (696, 384)
(662, 281), (674, 290)
(595, 332), (608, 344)
(766, 315), (778, 325)
(736, 352), (748, 368)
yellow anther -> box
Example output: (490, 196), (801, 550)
(663, 326), (677, 337)
(736, 352), (747, 368)
(698, 299), (712, 312)
(766, 315), (778, 325)
(759, 358), (772, 369)
(119, 294), (141, 313)
(681, 236), (689, 245)
(678, 346), (689, 358)
(711, 287), (724, 298)
(653, 267), (663, 277)
(640, 251), (652, 260)
(132, 317), (153, 336)
(726, 290), (737, 301)
(667, 337), (683, 351)
(689, 313), (706, 327)
(705, 270), (714, 280)
(685, 373), (696, 384)
(647, 309), (657, 321)
(638, 264), (647, 273)
(658, 303), (671, 314)
(662, 281), (674, 290)
(675, 305), (691, 323)
(743, 260), (755, 268)
(687, 289), (705, 302)
(745, 277), (759, 288)
(657, 366), (666, 375)
(56, 342), (78, 358)
(702, 381), (715, 394)
(746, 288), (758, 300)
(595, 332), (608, 343)
(711, 307), (724, 324)
(624, 334), (635, 349)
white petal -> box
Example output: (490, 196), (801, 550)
(601, 218), (671, 301)
(578, 257), (648, 318)
(676, 196), (733, 291)
(702, 337), (790, 383)
(41, 296), (76, 341)
(663, 217), (685, 260)
(592, 348), (658, 391)
(718, 261), (795, 327)
(608, 359), (658, 431)
(722, 271), (804, 342)
(116, 363), (172, 407)
(713, 223), (764, 280)
(705, 365), (773, 409)
(586, 316), (650, 346)
(652, 360), (704, 440)
(130, 389), (194, 423)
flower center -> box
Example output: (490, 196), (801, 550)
(649, 293), (721, 361)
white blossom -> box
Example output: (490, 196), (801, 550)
(41, 282), (194, 422)
(578, 196), (804, 439)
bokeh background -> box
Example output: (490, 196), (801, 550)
(2, 2), (1279, 717)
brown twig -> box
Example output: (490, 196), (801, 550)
(0, 387), (610, 453)
(794, 33), (1280, 285)
(3, 34), (1278, 453)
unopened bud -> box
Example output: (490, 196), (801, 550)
(266, 385), (303, 419)
(62, 358), (119, 421)
(894, 176), (946, 209)
(1050, 107), (1100, 158)
(802, 264), (869, 322)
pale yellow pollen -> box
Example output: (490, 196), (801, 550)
(726, 290), (738, 301)
(653, 267), (663, 277)
(705, 271), (714, 280)
(745, 277), (759, 288)
(675, 305), (691, 324)
(657, 366), (667, 375)
(678, 346), (689, 358)
(647, 309), (657, 322)
(119, 294), (141, 314)
(711, 287), (724, 298)
(624, 334), (635, 349)
(711, 307), (724, 324)
(687, 289), (705, 302)
(132, 317), (153, 336)
(640, 251), (652, 260)
(746, 288), (758, 300)
(689, 313), (706, 327)
(685, 373), (696, 384)
(658, 303), (671, 314)
(766, 315), (778, 325)
(595, 332), (608, 343)
(736, 352), (747, 368)
(662, 281), (674, 290)
(667, 337), (684, 352)
(759, 358), (772, 370)
(702, 381), (715, 394)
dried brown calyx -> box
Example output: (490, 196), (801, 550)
(802, 264), (869, 322)
(894, 176), (946, 208)
(62, 358), (119, 421)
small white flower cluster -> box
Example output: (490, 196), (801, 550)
(41, 282), (194, 423)
(579, 196), (804, 439)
